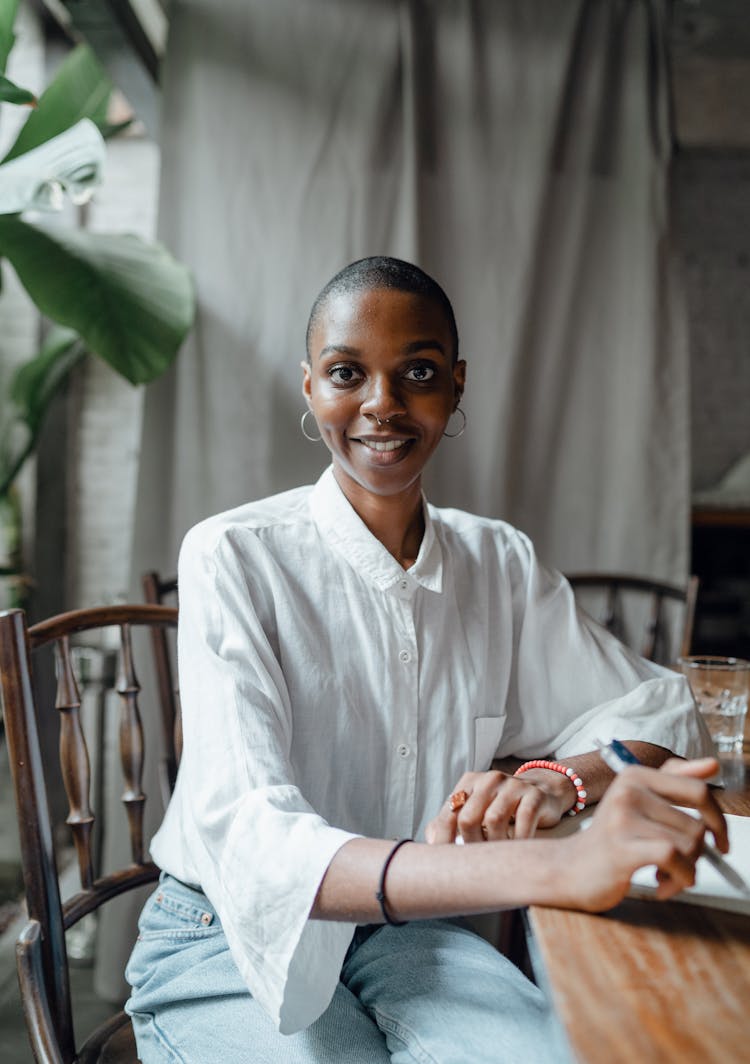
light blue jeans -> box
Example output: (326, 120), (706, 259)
(125, 874), (572, 1063)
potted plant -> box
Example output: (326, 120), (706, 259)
(0, 2), (194, 608)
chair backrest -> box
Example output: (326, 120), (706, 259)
(0, 604), (178, 1063)
(566, 573), (699, 665)
(141, 572), (180, 802)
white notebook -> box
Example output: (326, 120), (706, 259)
(627, 811), (750, 915)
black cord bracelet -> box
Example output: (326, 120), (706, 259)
(375, 837), (412, 926)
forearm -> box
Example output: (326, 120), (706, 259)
(562, 741), (674, 805)
(496, 741), (675, 810)
(313, 754), (725, 923)
(311, 835), (568, 923)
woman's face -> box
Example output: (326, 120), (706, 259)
(303, 286), (466, 503)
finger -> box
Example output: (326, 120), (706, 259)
(610, 783), (708, 863)
(662, 760), (729, 853)
(615, 812), (705, 866)
(454, 772), (510, 843)
(457, 789), (491, 843)
(426, 795), (465, 845)
(427, 773), (487, 845)
(425, 814), (455, 845)
(479, 783), (525, 840)
(625, 837), (698, 900)
(652, 848), (698, 900)
(510, 789), (545, 840)
(659, 756), (718, 779)
(635, 791), (708, 855)
(618, 765), (729, 853)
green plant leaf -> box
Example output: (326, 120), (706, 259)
(0, 328), (85, 498)
(0, 73), (36, 106)
(10, 326), (83, 432)
(0, 0), (18, 75)
(0, 119), (105, 214)
(2, 43), (111, 163)
(0, 216), (194, 384)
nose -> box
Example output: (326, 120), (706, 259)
(360, 374), (406, 424)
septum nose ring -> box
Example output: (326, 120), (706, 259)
(375, 416), (391, 426)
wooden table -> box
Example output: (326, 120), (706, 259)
(527, 756), (750, 1064)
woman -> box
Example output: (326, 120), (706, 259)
(126, 257), (722, 1063)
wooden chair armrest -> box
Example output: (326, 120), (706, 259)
(16, 920), (65, 1064)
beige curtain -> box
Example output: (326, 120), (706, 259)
(131, 0), (688, 584)
(99, 0), (688, 1003)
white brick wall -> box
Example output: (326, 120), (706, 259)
(68, 135), (160, 607)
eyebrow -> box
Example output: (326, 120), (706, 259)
(317, 339), (447, 360)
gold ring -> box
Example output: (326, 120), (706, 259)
(449, 790), (469, 813)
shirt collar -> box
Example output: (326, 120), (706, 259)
(309, 466), (443, 593)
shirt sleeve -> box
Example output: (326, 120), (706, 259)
(164, 524), (360, 1034)
(501, 531), (714, 761)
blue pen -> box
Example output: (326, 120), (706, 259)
(595, 738), (750, 896)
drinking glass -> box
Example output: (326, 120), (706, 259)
(677, 656), (750, 754)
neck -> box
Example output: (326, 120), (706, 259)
(332, 469), (425, 569)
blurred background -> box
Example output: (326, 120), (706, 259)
(2, 0), (749, 635)
(0, 0), (749, 1057)
(2, 0), (749, 642)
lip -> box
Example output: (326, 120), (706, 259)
(348, 433), (416, 463)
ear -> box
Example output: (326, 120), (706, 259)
(301, 360), (312, 402)
(452, 360), (467, 409)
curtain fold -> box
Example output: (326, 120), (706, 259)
(131, 0), (687, 587)
(491, 0), (687, 575)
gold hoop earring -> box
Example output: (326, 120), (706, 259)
(300, 409), (322, 442)
(443, 406), (466, 439)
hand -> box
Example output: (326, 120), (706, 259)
(425, 768), (575, 844)
(561, 757), (728, 912)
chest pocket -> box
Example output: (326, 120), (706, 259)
(473, 715), (506, 771)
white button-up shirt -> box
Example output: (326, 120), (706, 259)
(150, 466), (712, 1034)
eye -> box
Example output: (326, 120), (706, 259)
(403, 363), (436, 382)
(329, 364), (363, 385)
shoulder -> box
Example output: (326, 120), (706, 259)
(426, 504), (545, 594)
(428, 503), (534, 560)
(179, 485), (314, 570)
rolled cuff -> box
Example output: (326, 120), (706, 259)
(219, 822), (358, 1034)
(544, 676), (714, 761)
(151, 789), (361, 1034)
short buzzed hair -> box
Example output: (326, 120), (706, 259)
(305, 256), (459, 363)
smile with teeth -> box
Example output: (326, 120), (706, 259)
(359, 438), (408, 452)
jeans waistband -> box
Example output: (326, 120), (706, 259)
(158, 870), (212, 905)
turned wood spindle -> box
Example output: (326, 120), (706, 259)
(55, 636), (95, 891)
(117, 623), (147, 865)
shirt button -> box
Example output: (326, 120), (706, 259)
(397, 744), (410, 757)
(399, 649), (411, 663)
(400, 579), (408, 591)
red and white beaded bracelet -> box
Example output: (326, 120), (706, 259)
(514, 759), (587, 816)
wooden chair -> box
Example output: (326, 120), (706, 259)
(566, 573), (699, 665)
(141, 572), (180, 803)
(0, 604), (177, 1064)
